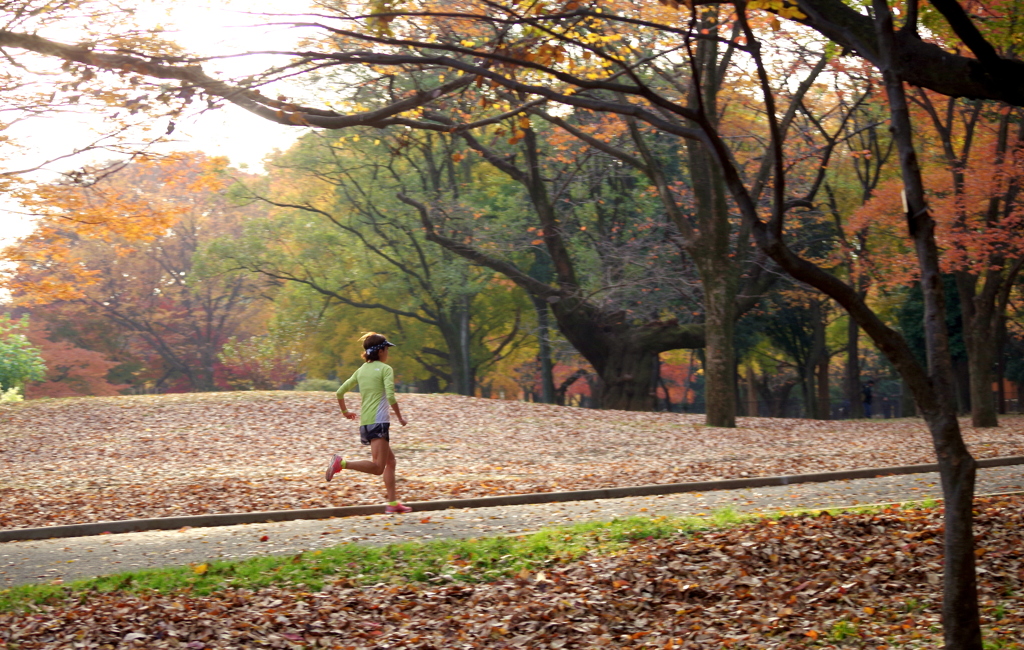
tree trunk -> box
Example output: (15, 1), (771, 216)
(746, 366), (759, 417)
(438, 314), (473, 396)
(845, 317), (864, 418)
(964, 331), (997, 427)
(817, 348), (830, 420)
(871, 10), (982, 643)
(957, 273), (999, 427)
(702, 273), (737, 426)
(682, 16), (740, 428)
(533, 294), (704, 411)
(599, 343), (659, 411)
(927, 411), (980, 649)
(531, 296), (556, 404)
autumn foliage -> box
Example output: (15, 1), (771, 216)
(847, 97), (1024, 290)
(2, 152), (266, 393)
(22, 318), (124, 398)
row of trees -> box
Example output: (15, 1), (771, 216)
(3, 1), (1024, 646)
(9, 123), (1017, 417)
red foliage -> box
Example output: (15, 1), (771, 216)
(23, 320), (125, 398)
(657, 360), (700, 404)
(552, 362), (592, 398)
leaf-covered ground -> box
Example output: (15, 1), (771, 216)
(2, 391), (1024, 530)
(2, 496), (1023, 649)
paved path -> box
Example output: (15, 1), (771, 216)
(3, 465), (1023, 589)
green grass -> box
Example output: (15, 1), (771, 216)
(0, 510), (743, 613)
(829, 619), (859, 641)
(0, 500), (942, 614)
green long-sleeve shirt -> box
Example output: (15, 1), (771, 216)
(336, 361), (396, 425)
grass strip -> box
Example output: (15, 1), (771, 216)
(0, 501), (929, 613)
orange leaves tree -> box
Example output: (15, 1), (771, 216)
(851, 94), (1024, 428)
(2, 153), (264, 392)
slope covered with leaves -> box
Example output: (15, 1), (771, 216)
(3, 497), (1024, 649)
(2, 392), (1024, 530)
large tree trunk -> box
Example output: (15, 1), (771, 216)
(411, 194), (707, 410)
(437, 311), (474, 396)
(598, 344), (660, 411)
(681, 13), (741, 427)
(701, 271), (737, 426)
(550, 299), (704, 411)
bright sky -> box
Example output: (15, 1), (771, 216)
(0, 0), (316, 245)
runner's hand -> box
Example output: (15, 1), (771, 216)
(398, 416), (407, 426)
(343, 411), (357, 420)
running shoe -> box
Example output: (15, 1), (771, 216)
(325, 454), (343, 482)
(385, 502), (412, 514)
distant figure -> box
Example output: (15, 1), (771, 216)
(324, 332), (412, 514)
(862, 380), (874, 418)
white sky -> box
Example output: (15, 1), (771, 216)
(0, 0), (316, 245)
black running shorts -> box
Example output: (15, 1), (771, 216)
(359, 422), (390, 446)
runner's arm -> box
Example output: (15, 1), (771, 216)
(337, 395), (357, 420)
(391, 401), (407, 426)
(336, 372), (359, 420)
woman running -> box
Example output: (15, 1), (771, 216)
(324, 332), (411, 514)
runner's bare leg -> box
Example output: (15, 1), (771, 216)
(340, 438), (397, 502)
(383, 444), (397, 502)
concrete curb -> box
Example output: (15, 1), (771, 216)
(3, 455), (1022, 543)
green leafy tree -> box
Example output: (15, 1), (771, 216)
(0, 314), (46, 396)
(206, 132), (529, 395)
